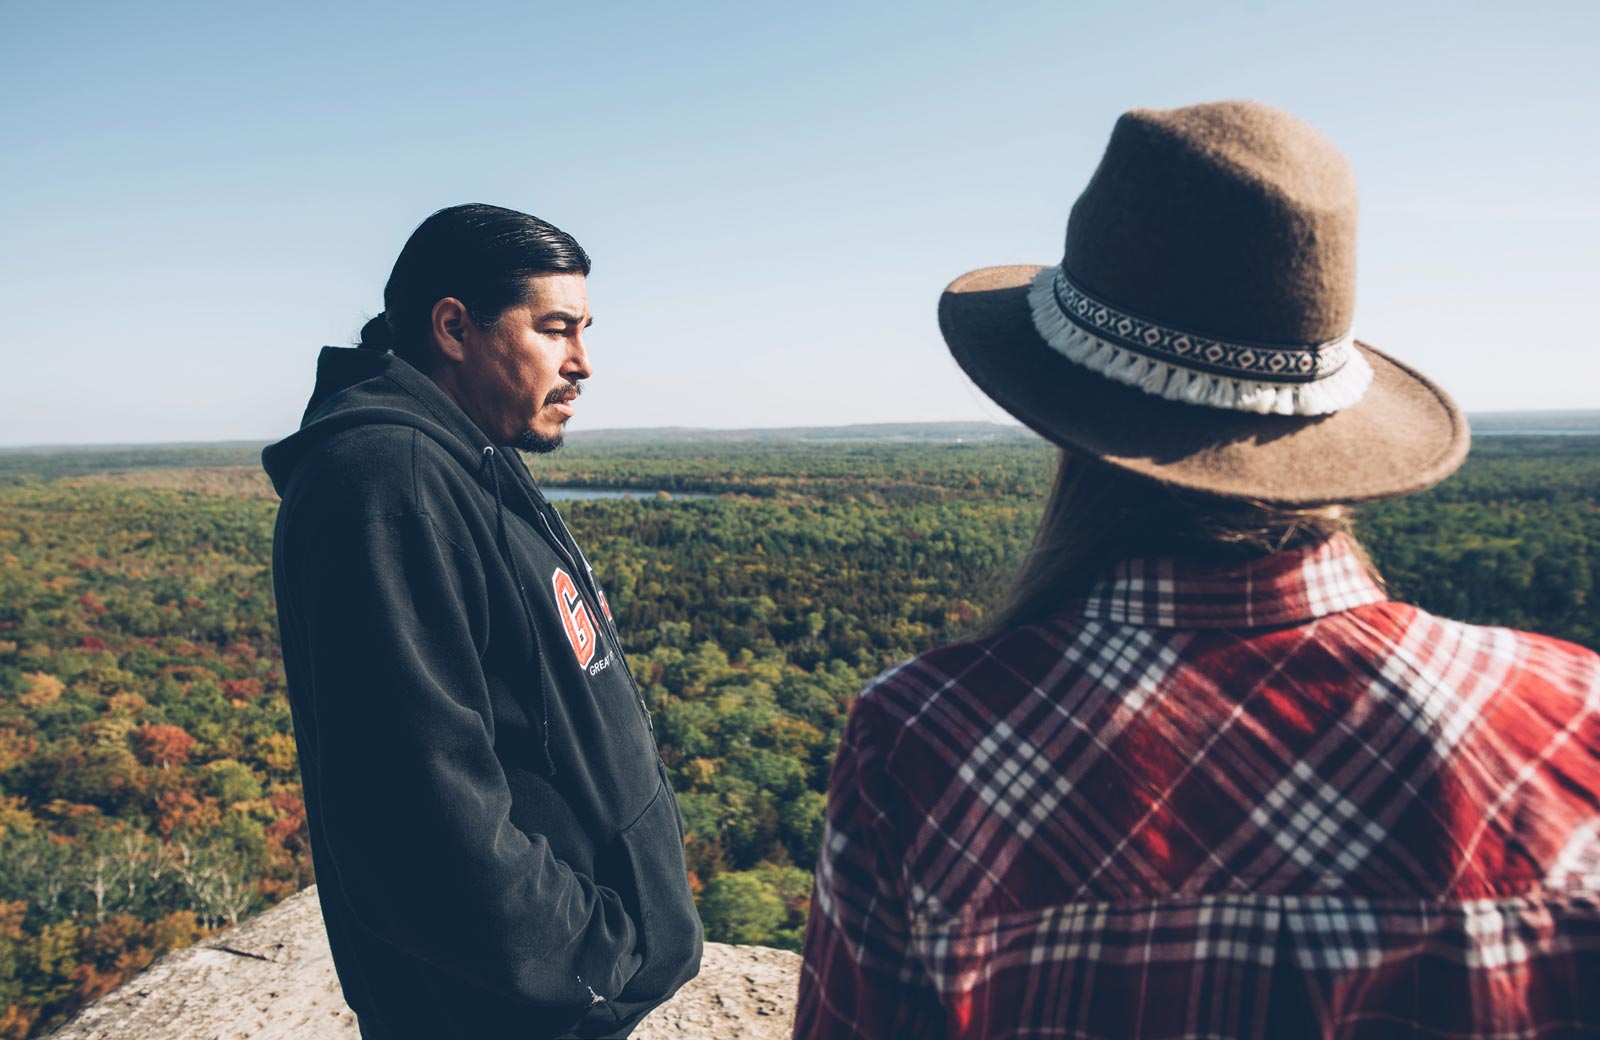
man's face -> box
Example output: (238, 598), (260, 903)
(456, 272), (592, 453)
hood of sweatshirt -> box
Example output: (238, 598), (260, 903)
(262, 347), (502, 498)
(262, 346), (583, 594)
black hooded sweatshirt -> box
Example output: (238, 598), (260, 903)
(262, 347), (701, 1039)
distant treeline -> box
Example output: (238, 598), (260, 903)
(0, 435), (1595, 1038)
(4, 410), (1592, 477)
(0, 444), (266, 481)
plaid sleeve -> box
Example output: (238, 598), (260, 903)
(794, 693), (945, 1039)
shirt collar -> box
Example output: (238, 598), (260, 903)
(1077, 534), (1386, 629)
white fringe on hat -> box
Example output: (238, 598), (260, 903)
(1027, 267), (1374, 416)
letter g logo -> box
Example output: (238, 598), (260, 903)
(551, 568), (598, 668)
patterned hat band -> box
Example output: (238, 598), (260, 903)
(1027, 266), (1374, 416)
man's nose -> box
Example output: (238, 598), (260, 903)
(566, 329), (593, 381)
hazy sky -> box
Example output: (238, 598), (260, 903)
(4, 1), (1596, 446)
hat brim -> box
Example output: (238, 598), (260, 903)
(940, 265), (1470, 506)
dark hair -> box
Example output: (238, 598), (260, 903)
(357, 203), (591, 364)
(987, 450), (1378, 632)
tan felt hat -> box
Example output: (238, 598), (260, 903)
(940, 101), (1469, 506)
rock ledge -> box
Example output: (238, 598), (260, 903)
(48, 887), (798, 1039)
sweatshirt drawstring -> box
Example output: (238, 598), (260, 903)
(482, 446), (557, 776)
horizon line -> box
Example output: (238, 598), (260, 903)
(3, 409), (1599, 452)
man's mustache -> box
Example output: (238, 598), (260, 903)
(544, 382), (582, 406)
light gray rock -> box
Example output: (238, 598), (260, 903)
(630, 942), (799, 1040)
(48, 887), (798, 1039)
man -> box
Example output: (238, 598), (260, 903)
(264, 204), (702, 1040)
(795, 102), (1600, 1037)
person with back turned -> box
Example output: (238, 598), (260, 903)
(795, 102), (1600, 1038)
(263, 204), (701, 1039)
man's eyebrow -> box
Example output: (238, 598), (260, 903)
(537, 310), (593, 327)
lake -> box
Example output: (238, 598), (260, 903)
(541, 487), (708, 501)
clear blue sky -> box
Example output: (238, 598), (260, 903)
(3, 1), (1596, 446)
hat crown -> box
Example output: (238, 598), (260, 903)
(1064, 100), (1358, 346)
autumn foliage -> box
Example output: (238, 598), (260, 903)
(134, 725), (197, 769)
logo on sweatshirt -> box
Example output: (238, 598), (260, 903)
(551, 568), (598, 668)
(582, 559), (613, 621)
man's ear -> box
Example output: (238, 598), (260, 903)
(429, 298), (471, 364)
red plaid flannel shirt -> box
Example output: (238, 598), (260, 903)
(796, 536), (1600, 1039)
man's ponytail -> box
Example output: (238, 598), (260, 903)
(357, 314), (393, 353)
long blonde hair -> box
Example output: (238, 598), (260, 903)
(988, 451), (1378, 632)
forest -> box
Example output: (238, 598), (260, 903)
(0, 431), (1596, 1038)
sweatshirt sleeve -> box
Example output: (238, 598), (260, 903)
(287, 503), (641, 1016)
